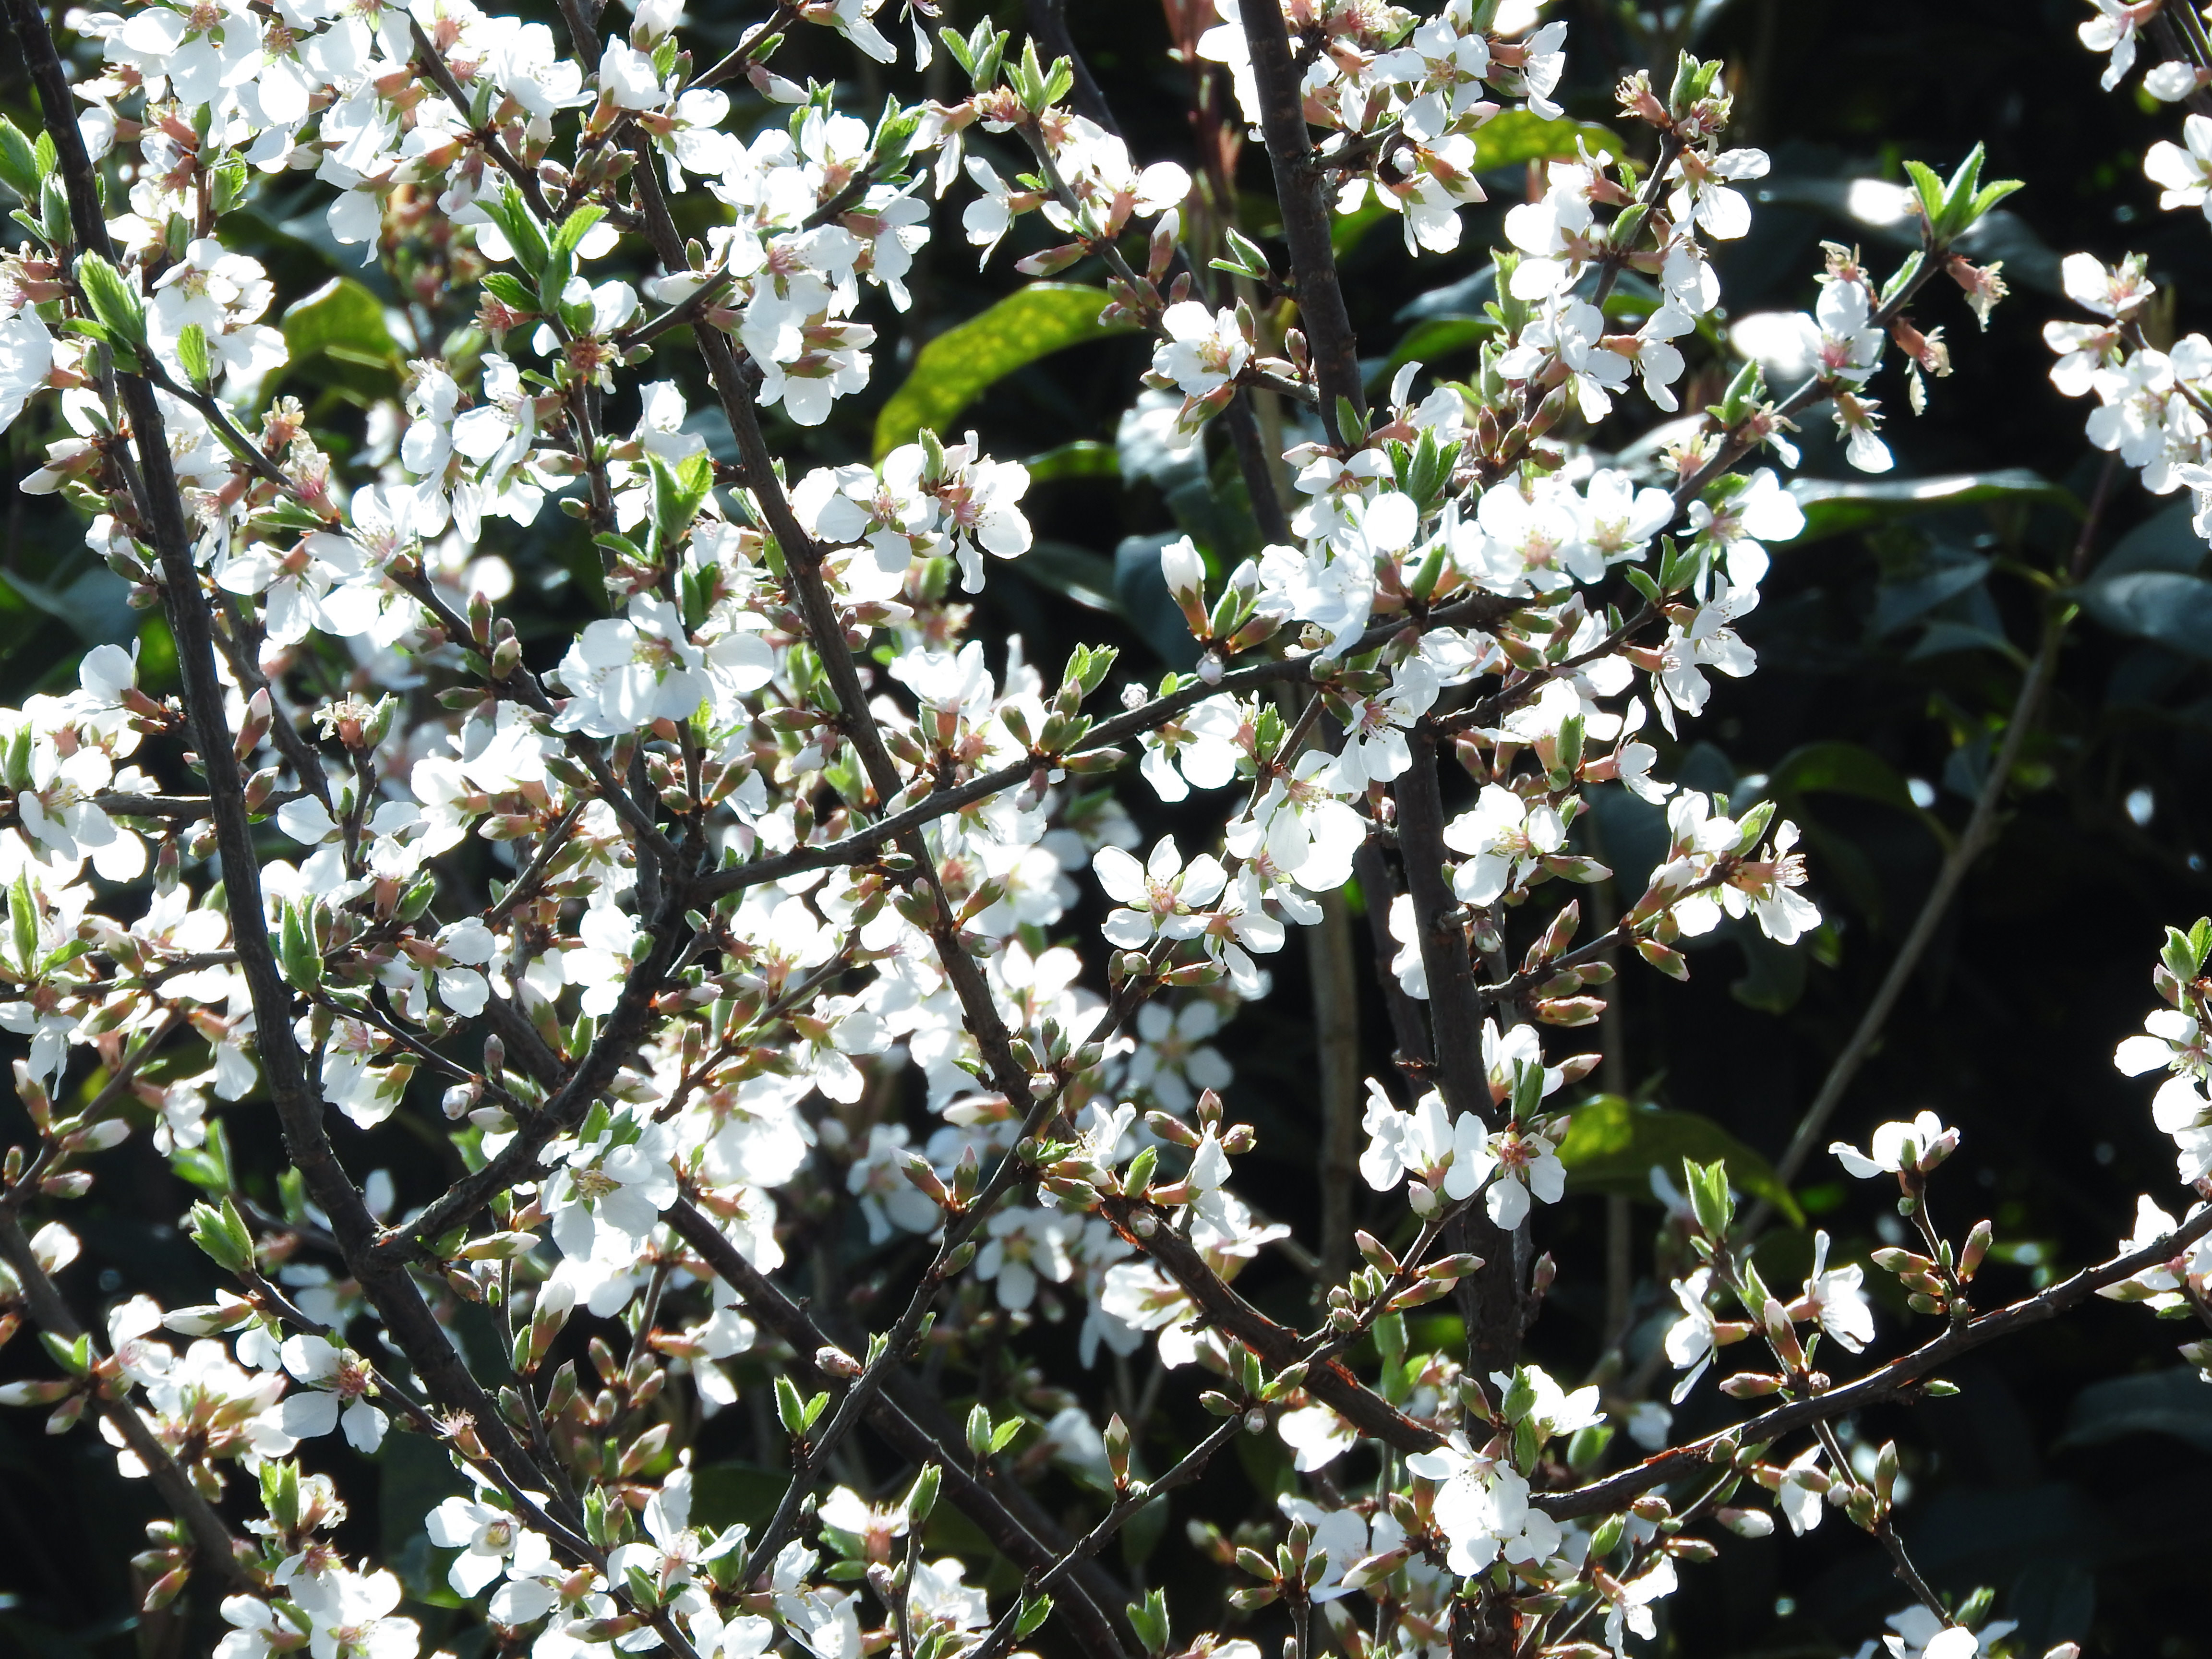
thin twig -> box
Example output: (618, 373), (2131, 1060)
(1534, 1196), (2212, 1520)
(1743, 456), (2118, 1229)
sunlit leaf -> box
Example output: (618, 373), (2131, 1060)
(1471, 110), (1622, 169)
(281, 276), (402, 401)
(873, 285), (1137, 459)
(1556, 1093), (1802, 1224)
(1024, 439), (1119, 482)
(282, 276), (399, 367)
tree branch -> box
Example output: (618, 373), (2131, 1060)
(1533, 1199), (2212, 1520)
(1238, 0), (1363, 440)
(663, 1198), (1133, 1659)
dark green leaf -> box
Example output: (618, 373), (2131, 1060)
(1024, 440), (1119, 482)
(1114, 534), (1200, 670)
(1764, 740), (1953, 850)
(1782, 470), (2074, 544)
(691, 1461), (791, 1529)
(1019, 540), (1122, 614)
(1871, 551), (1991, 637)
(2077, 572), (2212, 661)
(2091, 499), (2204, 580)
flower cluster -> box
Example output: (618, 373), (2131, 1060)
(0, 4), (2121, 1659)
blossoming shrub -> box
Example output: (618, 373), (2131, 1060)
(0, 1), (2204, 1658)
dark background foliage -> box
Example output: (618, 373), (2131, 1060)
(6, 1), (2212, 1656)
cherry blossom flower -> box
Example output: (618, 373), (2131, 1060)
(2079, 0), (2157, 90)
(1453, 1121), (1568, 1228)
(551, 596), (709, 737)
(1093, 836), (1228, 948)
(1444, 785), (1567, 907)
(1830, 1109), (1960, 1178)
(1863, 1606), (2015, 1659)
(1404, 1439), (1563, 1575)
(2147, 113), (2212, 219)
(975, 1207), (1079, 1310)
(1277, 1402), (1357, 1471)
(276, 1334), (387, 1454)
(1794, 1230), (1875, 1353)
(1154, 302), (1250, 401)
(425, 1490), (555, 1599)
(1664, 1267), (1720, 1401)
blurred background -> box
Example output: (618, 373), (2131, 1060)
(6, 1), (2212, 1655)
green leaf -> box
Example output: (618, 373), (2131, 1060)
(691, 1461), (790, 1529)
(74, 253), (146, 346)
(1114, 533), (1201, 670)
(483, 185), (551, 277)
(1683, 1155), (1736, 1238)
(9, 872), (35, 974)
(554, 204), (606, 256)
(278, 900), (323, 991)
(383, 1432), (468, 1602)
(1470, 110), (1622, 169)
(1330, 198), (1394, 257)
(1781, 469), (2074, 545)
(1557, 1094), (1803, 1225)
(1019, 540), (1122, 614)
(1902, 157), (1947, 229)
(1373, 318), (1489, 385)
(2076, 500), (2212, 657)
(649, 452), (715, 556)
(482, 271), (539, 314)
(775, 1374), (807, 1437)
(0, 118), (37, 201)
(1871, 550), (1991, 638)
(282, 277), (401, 399)
(176, 323), (213, 386)
(1023, 440), (1118, 482)
(2091, 498), (2205, 581)
(1014, 1593), (1054, 1638)
(1764, 740), (1953, 852)
(872, 285), (1137, 459)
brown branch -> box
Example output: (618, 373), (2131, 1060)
(1533, 1199), (2212, 1520)
(693, 589), (1527, 903)
(385, 901), (691, 1253)
(1394, 723), (1527, 1374)
(408, 17), (558, 223)
(966, 1411), (1245, 1659)
(1106, 1194), (1444, 1454)
(663, 1199), (1133, 1659)
(1238, 0), (1362, 440)
(693, 1), (801, 90)
(6, 13), (692, 1649)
